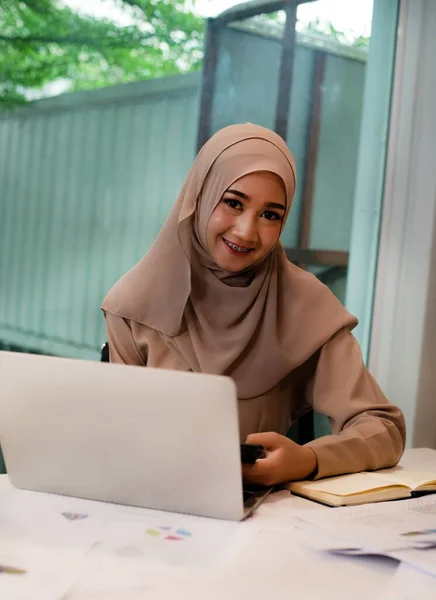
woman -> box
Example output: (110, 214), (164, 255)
(101, 123), (405, 485)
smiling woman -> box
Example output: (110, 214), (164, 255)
(101, 123), (405, 486)
(206, 172), (286, 272)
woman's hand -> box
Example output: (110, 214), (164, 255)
(242, 432), (317, 486)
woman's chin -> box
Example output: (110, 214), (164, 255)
(215, 255), (257, 273)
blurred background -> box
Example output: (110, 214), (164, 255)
(1, 1), (435, 450)
(0, 0), (387, 357)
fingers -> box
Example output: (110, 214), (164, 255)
(242, 452), (279, 486)
(245, 431), (282, 450)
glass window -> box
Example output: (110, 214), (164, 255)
(0, 0), (399, 439)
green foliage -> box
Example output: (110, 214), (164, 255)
(302, 17), (369, 49)
(0, 1), (369, 110)
(0, 0), (204, 107)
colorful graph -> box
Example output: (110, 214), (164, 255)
(145, 526), (192, 541)
(61, 512), (88, 521)
(401, 528), (436, 537)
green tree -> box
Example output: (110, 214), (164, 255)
(0, 1), (369, 111)
(0, 0), (204, 108)
(302, 17), (369, 49)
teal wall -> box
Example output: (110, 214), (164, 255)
(0, 75), (200, 358)
(0, 41), (366, 358)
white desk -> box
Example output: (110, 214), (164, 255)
(0, 449), (435, 600)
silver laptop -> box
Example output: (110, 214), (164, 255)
(0, 351), (270, 521)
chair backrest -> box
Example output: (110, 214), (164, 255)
(100, 342), (109, 362)
(287, 410), (314, 445)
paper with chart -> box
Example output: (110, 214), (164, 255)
(294, 494), (436, 548)
(0, 487), (252, 599)
(292, 494), (436, 576)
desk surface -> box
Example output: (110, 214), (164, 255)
(1, 448), (435, 600)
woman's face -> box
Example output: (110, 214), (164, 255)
(206, 171), (286, 272)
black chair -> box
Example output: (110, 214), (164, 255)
(287, 410), (314, 445)
(100, 342), (110, 363)
(0, 449), (5, 475)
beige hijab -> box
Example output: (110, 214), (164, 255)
(102, 124), (356, 399)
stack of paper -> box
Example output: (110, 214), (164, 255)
(292, 494), (436, 577)
(0, 487), (252, 599)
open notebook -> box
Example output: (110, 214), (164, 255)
(286, 464), (436, 507)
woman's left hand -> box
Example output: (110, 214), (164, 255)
(242, 432), (317, 486)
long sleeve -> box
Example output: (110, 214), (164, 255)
(305, 328), (406, 479)
(103, 312), (146, 366)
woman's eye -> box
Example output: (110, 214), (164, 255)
(262, 210), (282, 221)
(223, 198), (242, 210)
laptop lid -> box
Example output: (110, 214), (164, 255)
(0, 351), (246, 521)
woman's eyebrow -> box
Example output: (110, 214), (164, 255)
(225, 189), (249, 200)
(266, 201), (286, 211)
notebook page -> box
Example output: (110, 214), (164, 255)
(289, 471), (407, 497)
(370, 466), (436, 490)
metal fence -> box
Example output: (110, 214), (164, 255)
(0, 42), (365, 358)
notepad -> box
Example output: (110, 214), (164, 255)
(286, 465), (436, 507)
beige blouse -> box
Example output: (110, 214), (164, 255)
(104, 312), (406, 480)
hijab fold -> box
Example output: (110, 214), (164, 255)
(102, 124), (356, 399)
